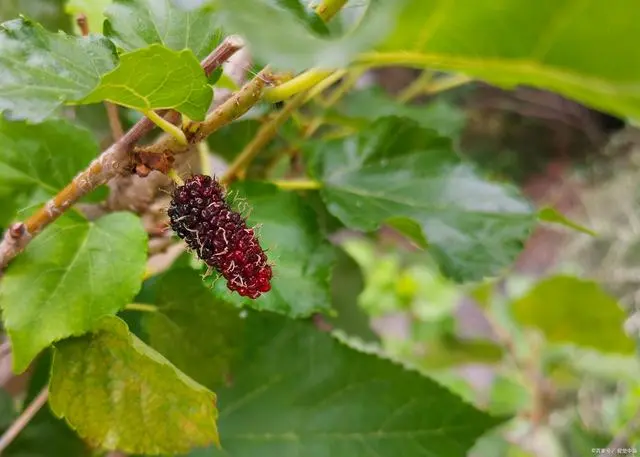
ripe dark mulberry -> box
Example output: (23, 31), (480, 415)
(168, 174), (272, 299)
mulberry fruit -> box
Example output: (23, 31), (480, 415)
(168, 174), (272, 299)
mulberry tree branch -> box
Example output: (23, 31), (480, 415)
(0, 0), (349, 271)
(0, 36), (244, 271)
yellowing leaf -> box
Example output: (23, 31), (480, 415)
(50, 316), (219, 454)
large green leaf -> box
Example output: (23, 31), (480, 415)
(308, 116), (536, 282)
(0, 212), (147, 373)
(209, 182), (335, 317)
(368, 0), (640, 121)
(512, 275), (635, 354)
(105, 0), (222, 60)
(144, 268), (244, 390)
(217, 0), (400, 71)
(80, 44), (213, 120)
(49, 316), (218, 454)
(0, 17), (117, 122)
(211, 312), (505, 456)
(0, 118), (100, 196)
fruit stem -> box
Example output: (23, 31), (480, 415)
(167, 169), (185, 186)
(145, 110), (188, 146)
(198, 142), (212, 177)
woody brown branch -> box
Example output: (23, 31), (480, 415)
(0, 36), (244, 271)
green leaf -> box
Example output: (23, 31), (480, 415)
(538, 206), (596, 236)
(0, 118), (100, 197)
(0, 193), (19, 228)
(0, 17), (117, 122)
(486, 375), (531, 416)
(545, 344), (640, 383)
(0, 0), (71, 34)
(560, 419), (611, 457)
(272, 0), (330, 36)
(105, 0), (222, 60)
(205, 119), (261, 162)
(373, 0), (640, 121)
(80, 44), (213, 120)
(512, 275), (635, 354)
(144, 268), (244, 390)
(65, 0), (113, 34)
(335, 88), (467, 137)
(211, 312), (505, 456)
(49, 316), (219, 454)
(217, 0), (401, 71)
(327, 247), (378, 342)
(308, 116), (536, 282)
(0, 212), (147, 373)
(210, 182), (335, 317)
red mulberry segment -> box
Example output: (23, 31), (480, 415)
(168, 174), (272, 299)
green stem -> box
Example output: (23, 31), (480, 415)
(356, 53), (474, 92)
(145, 110), (188, 146)
(143, 68), (271, 155)
(197, 141), (212, 177)
(396, 70), (434, 102)
(305, 68), (365, 137)
(304, 69), (347, 103)
(315, 0), (348, 22)
(272, 179), (322, 190)
(125, 303), (159, 313)
(264, 69), (334, 103)
(424, 73), (473, 94)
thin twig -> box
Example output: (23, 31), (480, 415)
(0, 341), (11, 360)
(75, 14), (89, 36)
(0, 387), (49, 453)
(0, 37), (243, 271)
(396, 69), (434, 103)
(105, 103), (124, 140)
